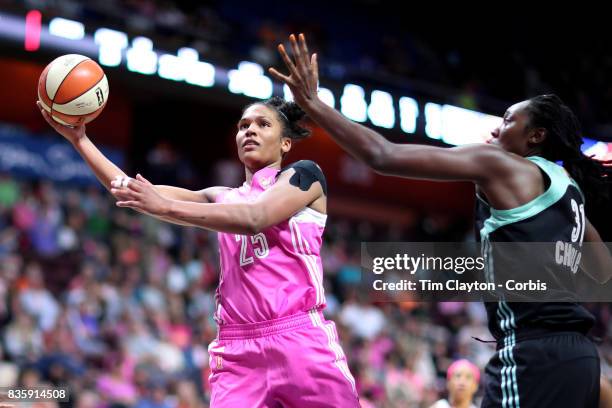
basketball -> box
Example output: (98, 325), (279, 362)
(37, 54), (109, 127)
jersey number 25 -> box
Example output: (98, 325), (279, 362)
(235, 234), (269, 266)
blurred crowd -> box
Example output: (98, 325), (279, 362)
(3, 0), (612, 137)
(0, 173), (610, 408)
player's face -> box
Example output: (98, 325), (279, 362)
(488, 101), (534, 155)
(447, 365), (478, 402)
(236, 104), (291, 169)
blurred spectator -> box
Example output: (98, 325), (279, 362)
(135, 379), (171, 408)
(4, 311), (43, 363)
(339, 290), (387, 340)
(430, 359), (480, 408)
(0, 344), (19, 387)
(96, 361), (138, 407)
(18, 262), (60, 331)
(0, 173), (19, 209)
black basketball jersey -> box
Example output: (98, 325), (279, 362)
(474, 156), (595, 342)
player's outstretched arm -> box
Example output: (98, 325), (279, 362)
(113, 176), (228, 204)
(112, 175), (230, 226)
(269, 34), (509, 183)
(38, 102), (223, 203)
(111, 169), (324, 234)
(38, 101), (127, 191)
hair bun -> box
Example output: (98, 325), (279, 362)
(261, 96), (311, 140)
(279, 101), (306, 122)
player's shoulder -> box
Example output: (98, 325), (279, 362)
(278, 160), (327, 195)
(282, 160), (324, 174)
(456, 144), (518, 174)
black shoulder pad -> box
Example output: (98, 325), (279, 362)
(279, 160), (327, 195)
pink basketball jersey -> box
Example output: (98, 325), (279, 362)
(214, 166), (327, 324)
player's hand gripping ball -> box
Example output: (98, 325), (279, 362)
(38, 54), (109, 127)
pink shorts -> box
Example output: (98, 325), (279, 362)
(208, 309), (360, 408)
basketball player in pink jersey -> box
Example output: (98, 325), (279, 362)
(37, 97), (359, 407)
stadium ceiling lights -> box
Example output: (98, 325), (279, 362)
(2, 11), (609, 158)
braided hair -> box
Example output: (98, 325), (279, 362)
(525, 94), (612, 237)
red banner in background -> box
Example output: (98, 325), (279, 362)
(0, 58), (132, 147)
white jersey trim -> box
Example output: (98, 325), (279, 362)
(291, 207), (327, 227)
(289, 219), (324, 305)
(309, 310), (357, 394)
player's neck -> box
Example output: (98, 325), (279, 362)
(244, 161), (282, 185)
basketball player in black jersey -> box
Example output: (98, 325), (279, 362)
(271, 34), (612, 407)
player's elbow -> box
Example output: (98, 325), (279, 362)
(370, 161), (393, 176)
(340, 135), (392, 174)
(366, 144), (393, 175)
(368, 156), (386, 174)
(243, 223), (262, 235)
(244, 204), (266, 235)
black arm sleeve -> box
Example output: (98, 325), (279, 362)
(278, 160), (327, 196)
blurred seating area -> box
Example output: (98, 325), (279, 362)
(0, 175), (609, 407)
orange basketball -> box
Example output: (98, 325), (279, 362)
(37, 54), (109, 127)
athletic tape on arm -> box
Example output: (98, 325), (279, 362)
(279, 160), (327, 196)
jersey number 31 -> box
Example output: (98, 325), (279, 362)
(570, 198), (586, 245)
